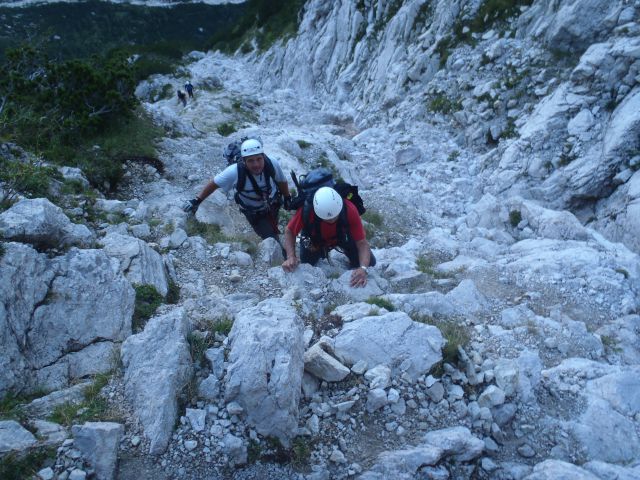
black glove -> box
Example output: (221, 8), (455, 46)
(183, 197), (201, 214)
(283, 195), (294, 211)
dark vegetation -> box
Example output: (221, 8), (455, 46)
(0, 0), (300, 201)
(0, 447), (56, 480)
(209, 0), (305, 53)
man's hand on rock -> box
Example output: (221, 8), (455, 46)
(282, 256), (299, 273)
(350, 267), (368, 288)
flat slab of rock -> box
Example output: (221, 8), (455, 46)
(333, 312), (444, 381)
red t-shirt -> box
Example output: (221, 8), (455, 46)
(287, 200), (365, 247)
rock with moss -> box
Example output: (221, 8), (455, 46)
(100, 232), (169, 296)
(0, 198), (93, 250)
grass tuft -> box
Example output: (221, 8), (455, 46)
(365, 297), (395, 312)
(0, 447), (56, 480)
(133, 284), (164, 332)
(413, 315), (470, 366)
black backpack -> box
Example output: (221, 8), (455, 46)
(290, 168), (366, 247)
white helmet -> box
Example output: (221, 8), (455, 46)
(313, 187), (343, 220)
(240, 138), (263, 157)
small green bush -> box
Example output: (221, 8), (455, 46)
(132, 284), (163, 331)
(0, 390), (47, 421)
(217, 122), (237, 137)
(296, 139), (312, 149)
(509, 210), (522, 228)
(428, 94), (462, 114)
(0, 159), (57, 203)
(213, 317), (234, 336)
(185, 217), (229, 245)
(415, 316), (470, 366)
(0, 447), (56, 480)
(362, 210), (384, 228)
(365, 297), (395, 311)
(166, 280), (181, 304)
(187, 332), (216, 367)
(290, 436), (312, 468)
(447, 150), (460, 162)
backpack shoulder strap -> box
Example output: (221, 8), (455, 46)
(263, 155), (276, 183)
(236, 162), (247, 193)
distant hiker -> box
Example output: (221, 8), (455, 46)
(183, 138), (292, 241)
(282, 186), (376, 288)
(184, 81), (194, 99)
(177, 89), (187, 107)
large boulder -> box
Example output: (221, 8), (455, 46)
(0, 243), (134, 395)
(121, 308), (192, 455)
(224, 299), (304, 446)
(100, 232), (169, 296)
(0, 197), (93, 249)
(333, 311), (444, 381)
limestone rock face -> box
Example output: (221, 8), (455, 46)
(0, 243), (134, 395)
(100, 232), (169, 296)
(224, 299), (304, 446)
(121, 308), (193, 455)
(0, 197), (93, 249)
(518, 0), (625, 53)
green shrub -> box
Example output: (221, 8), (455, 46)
(0, 390), (48, 421)
(463, 0), (534, 36)
(0, 447), (56, 480)
(0, 159), (57, 203)
(132, 284), (163, 331)
(296, 139), (312, 149)
(166, 280), (181, 304)
(213, 317), (234, 336)
(187, 332), (216, 367)
(447, 150), (460, 162)
(428, 94), (462, 114)
(0, 242), (5, 259)
(1, 45), (138, 150)
(209, 0), (305, 53)
(185, 217), (228, 245)
(415, 255), (448, 278)
(362, 209), (384, 228)
(414, 316), (470, 366)
(290, 436), (312, 468)
(217, 122), (238, 137)
(365, 297), (395, 311)
(509, 209), (522, 227)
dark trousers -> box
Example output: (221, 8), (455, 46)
(300, 237), (377, 269)
(242, 205), (281, 240)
